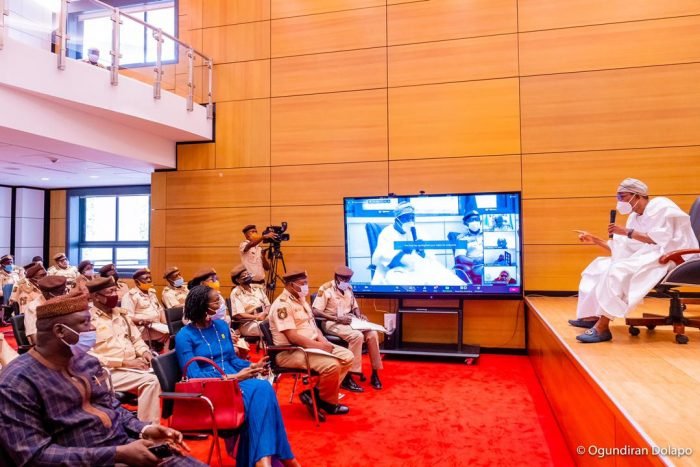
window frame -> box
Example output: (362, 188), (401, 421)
(66, 185), (151, 276)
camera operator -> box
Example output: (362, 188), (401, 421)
(240, 225), (276, 286)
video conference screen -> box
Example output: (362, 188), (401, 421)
(343, 192), (522, 298)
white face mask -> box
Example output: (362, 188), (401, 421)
(173, 278), (184, 288)
(297, 284), (309, 297)
(467, 221), (480, 232)
(337, 281), (350, 292)
(60, 325), (97, 356)
(89, 53), (99, 63)
(616, 196), (639, 215)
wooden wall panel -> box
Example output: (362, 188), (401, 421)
(165, 207), (270, 247)
(271, 7), (385, 57)
(522, 147), (700, 199)
(49, 218), (65, 248)
(150, 210), (166, 248)
(213, 60), (270, 102)
(520, 64), (700, 154)
(462, 300), (524, 348)
(271, 0), (384, 18)
(518, 0), (700, 32)
(389, 155), (521, 196)
(202, 0), (270, 27)
(165, 247), (239, 283)
(271, 162), (388, 206)
(151, 173), (166, 210)
(177, 143), (216, 170)
(150, 247), (167, 286)
(202, 22), (270, 64)
(524, 195), (700, 245)
(179, 0), (202, 29)
(520, 16), (700, 76)
(271, 48), (386, 97)
(50, 190), (66, 218)
(388, 0), (517, 45)
(389, 79), (520, 159)
(524, 245), (600, 291)
(215, 100), (270, 168)
(270, 205), (345, 247)
(271, 90), (387, 165)
(276, 246), (346, 288)
(388, 34), (518, 87)
(165, 168), (270, 208)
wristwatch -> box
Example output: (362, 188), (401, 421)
(627, 229), (634, 239)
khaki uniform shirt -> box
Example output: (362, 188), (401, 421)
(162, 285), (188, 310)
(239, 241), (265, 281)
(47, 265), (79, 289)
(10, 279), (42, 314)
(24, 295), (46, 337)
(269, 289), (318, 346)
(312, 280), (358, 319)
(115, 281), (129, 304)
(121, 287), (165, 324)
(89, 305), (150, 368)
(231, 285), (269, 316)
(0, 269), (22, 299)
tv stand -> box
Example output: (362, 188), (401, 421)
(381, 299), (480, 361)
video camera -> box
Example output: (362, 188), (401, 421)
(263, 222), (290, 243)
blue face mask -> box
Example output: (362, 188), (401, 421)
(3, 265), (12, 273)
(60, 325), (97, 356)
(173, 278), (184, 288)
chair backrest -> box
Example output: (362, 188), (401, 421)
(365, 223), (384, 258)
(165, 306), (184, 336)
(689, 196), (700, 243)
(11, 314), (29, 348)
(152, 351), (182, 419)
(259, 320), (285, 370)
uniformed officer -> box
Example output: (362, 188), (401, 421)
(240, 225), (274, 285)
(161, 266), (188, 310)
(25, 275), (67, 345)
(9, 262), (46, 316)
(98, 263), (130, 305)
(87, 276), (161, 423)
(230, 264), (270, 337)
(313, 265), (384, 391)
(269, 270), (353, 420)
(0, 254), (23, 303)
(454, 210), (485, 285)
(120, 268), (168, 344)
(46, 252), (79, 290)
(75, 260), (95, 293)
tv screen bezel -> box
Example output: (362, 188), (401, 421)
(342, 191), (524, 300)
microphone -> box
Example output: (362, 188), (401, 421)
(609, 209), (616, 238)
(410, 226), (418, 242)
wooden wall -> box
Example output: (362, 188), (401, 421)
(146, 0), (700, 349)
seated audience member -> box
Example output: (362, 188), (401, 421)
(570, 178), (699, 343)
(25, 275), (68, 345)
(88, 276), (161, 424)
(47, 252), (79, 290)
(9, 262), (46, 315)
(0, 254), (23, 305)
(230, 264), (270, 337)
(75, 260), (95, 293)
(0, 333), (18, 370)
(83, 46), (106, 68)
(176, 286), (299, 467)
(32, 255), (43, 266)
(99, 263), (130, 304)
(240, 224), (275, 286)
(270, 271), (353, 420)
(454, 210), (485, 285)
(312, 266), (383, 391)
(162, 266), (188, 309)
(121, 268), (169, 345)
(0, 293), (204, 467)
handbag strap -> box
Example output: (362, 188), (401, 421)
(182, 356), (228, 381)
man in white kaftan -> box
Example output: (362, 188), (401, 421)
(570, 178), (698, 343)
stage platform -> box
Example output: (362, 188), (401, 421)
(526, 296), (700, 467)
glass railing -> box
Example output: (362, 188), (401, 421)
(0, 0), (212, 117)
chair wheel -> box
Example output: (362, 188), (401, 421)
(629, 326), (640, 336)
(675, 334), (689, 344)
(646, 325), (656, 331)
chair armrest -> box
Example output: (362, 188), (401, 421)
(660, 249), (700, 265)
(266, 345), (303, 352)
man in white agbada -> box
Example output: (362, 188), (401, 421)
(569, 178), (698, 343)
(371, 201), (464, 286)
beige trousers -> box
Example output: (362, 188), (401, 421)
(111, 369), (162, 424)
(324, 322), (384, 374)
(276, 344), (353, 404)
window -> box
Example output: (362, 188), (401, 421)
(71, 0), (177, 67)
(67, 187), (150, 275)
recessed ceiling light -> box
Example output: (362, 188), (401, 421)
(41, 177), (49, 181)
(89, 175), (99, 179)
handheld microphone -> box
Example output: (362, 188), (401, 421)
(410, 226), (417, 242)
(609, 209), (616, 238)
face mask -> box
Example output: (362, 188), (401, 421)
(206, 280), (220, 291)
(337, 281), (350, 292)
(296, 284), (309, 297)
(616, 196), (638, 216)
(468, 221), (480, 232)
(60, 325), (97, 356)
(83, 269), (94, 278)
(239, 274), (253, 285)
(173, 278), (184, 288)
(99, 294), (119, 309)
(89, 53), (99, 63)
(3, 265), (12, 273)
(137, 281), (152, 292)
(212, 302), (227, 321)
(403, 221), (416, 231)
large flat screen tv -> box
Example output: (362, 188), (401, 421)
(343, 192), (522, 298)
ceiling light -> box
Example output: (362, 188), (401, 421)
(40, 177), (49, 181)
(89, 175), (99, 179)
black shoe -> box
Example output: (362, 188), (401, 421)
(319, 400), (350, 415)
(299, 390), (325, 422)
(370, 372), (382, 390)
(341, 374), (364, 393)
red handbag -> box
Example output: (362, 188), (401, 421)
(171, 357), (245, 431)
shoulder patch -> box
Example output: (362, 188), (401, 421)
(277, 308), (288, 320)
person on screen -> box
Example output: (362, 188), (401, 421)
(453, 210), (484, 285)
(569, 178), (698, 343)
(491, 270), (516, 285)
(491, 215), (511, 231)
(371, 202), (464, 286)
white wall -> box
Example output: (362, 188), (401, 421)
(0, 188), (12, 255)
(14, 188), (45, 266)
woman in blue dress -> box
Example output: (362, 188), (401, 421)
(176, 285), (299, 467)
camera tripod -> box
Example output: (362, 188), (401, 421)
(264, 244), (287, 301)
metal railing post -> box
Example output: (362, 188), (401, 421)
(0, 0), (8, 51)
(110, 8), (121, 85)
(186, 47), (194, 112)
(153, 28), (163, 99)
(57, 0), (69, 69)
(206, 59), (213, 119)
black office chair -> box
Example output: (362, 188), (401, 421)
(165, 306), (184, 350)
(309, 293), (346, 348)
(10, 314), (33, 354)
(1, 284), (17, 325)
(626, 196), (700, 344)
(259, 321), (322, 425)
(152, 351), (238, 466)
